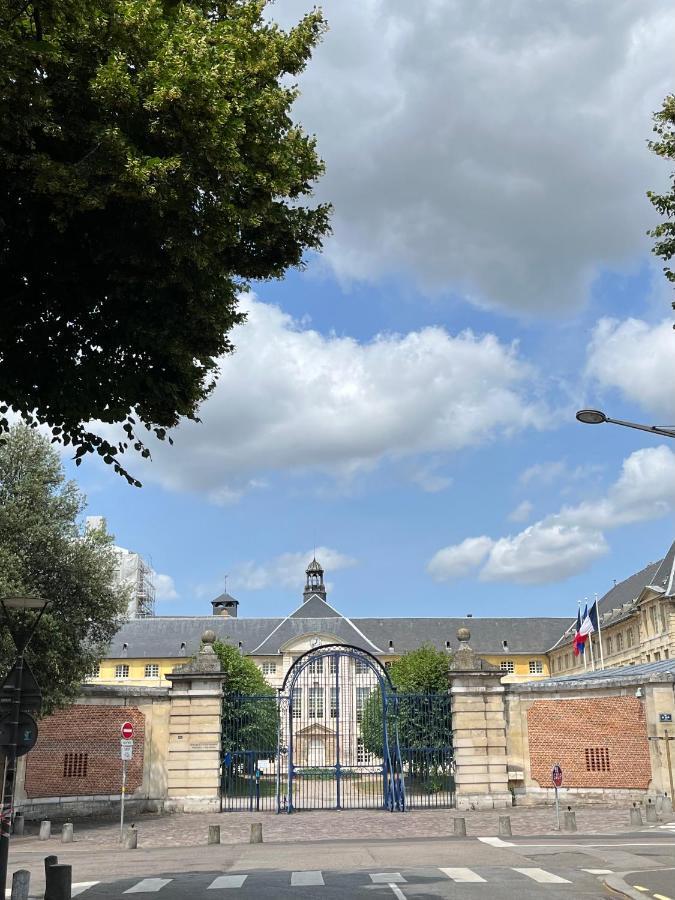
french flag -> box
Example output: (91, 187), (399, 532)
(573, 605), (587, 656)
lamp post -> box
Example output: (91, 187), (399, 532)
(576, 409), (675, 439)
(0, 596), (50, 899)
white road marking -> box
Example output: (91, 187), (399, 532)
(388, 885), (406, 900)
(207, 875), (248, 889)
(290, 871), (324, 886)
(370, 873), (406, 884)
(513, 868), (571, 884)
(72, 883), (100, 896)
(124, 879), (172, 894)
(440, 868), (486, 883)
(581, 869), (613, 875)
(478, 836), (514, 847)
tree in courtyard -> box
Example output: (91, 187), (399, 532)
(648, 95), (675, 296)
(0, 424), (128, 712)
(361, 645), (452, 791)
(0, 1), (330, 483)
(215, 639), (277, 774)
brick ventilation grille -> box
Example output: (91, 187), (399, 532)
(585, 747), (610, 772)
(63, 752), (88, 778)
(527, 697), (650, 789)
(25, 705), (144, 799)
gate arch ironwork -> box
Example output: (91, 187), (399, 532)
(220, 643), (454, 813)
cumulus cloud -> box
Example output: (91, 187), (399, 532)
(427, 536), (494, 582)
(154, 573), (179, 602)
(586, 318), (675, 418)
(117, 295), (543, 497)
(271, 0), (673, 313)
(429, 445), (675, 584)
(508, 500), (534, 523)
(231, 547), (357, 591)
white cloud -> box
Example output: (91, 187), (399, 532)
(427, 536), (494, 582)
(272, 1), (673, 313)
(519, 461), (568, 486)
(429, 444), (675, 584)
(232, 547), (357, 591)
(586, 318), (675, 418)
(117, 295), (543, 496)
(411, 463), (453, 494)
(508, 500), (534, 523)
(154, 573), (179, 602)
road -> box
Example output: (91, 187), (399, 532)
(7, 831), (675, 899)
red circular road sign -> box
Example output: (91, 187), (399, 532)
(121, 721), (134, 739)
(552, 764), (563, 788)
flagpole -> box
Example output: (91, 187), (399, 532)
(595, 592), (605, 670)
(579, 600), (587, 670)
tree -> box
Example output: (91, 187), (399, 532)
(0, 424), (128, 712)
(648, 95), (675, 292)
(0, 1), (330, 484)
(361, 645), (453, 791)
(215, 639), (277, 756)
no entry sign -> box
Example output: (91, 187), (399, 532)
(121, 721), (134, 740)
(551, 764), (563, 788)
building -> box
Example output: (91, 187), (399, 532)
(92, 557), (564, 686)
(86, 516), (156, 619)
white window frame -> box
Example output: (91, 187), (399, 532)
(500, 660), (515, 674)
(115, 664), (129, 679)
(261, 662), (277, 676)
(528, 660), (543, 675)
(144, 663), (159, 678)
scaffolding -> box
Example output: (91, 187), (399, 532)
(114, 548), (156, 619)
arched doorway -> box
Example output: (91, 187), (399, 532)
(280, 644), (404, 812)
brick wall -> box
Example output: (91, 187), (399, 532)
(527, 697), (651, 789)
(25, 706), (145, 798)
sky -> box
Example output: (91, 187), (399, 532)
(68, 0), (675, 623)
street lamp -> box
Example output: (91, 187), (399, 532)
(0, 596), (50, 899)
(576, 409), (675, 439)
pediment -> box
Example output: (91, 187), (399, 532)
(280, 633), (346, 654)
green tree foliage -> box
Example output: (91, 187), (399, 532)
(215, 639), (277, 755)
(361, 645), (452, 789)
(0, 424), (128, 712)
(0, 1), (330, 483)
(648, 95), (675, 289)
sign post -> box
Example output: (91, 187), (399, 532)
(551, 764), (563, 830)
(120, 723), (134, 841)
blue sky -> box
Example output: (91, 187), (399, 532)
(69, 0), (675, 622)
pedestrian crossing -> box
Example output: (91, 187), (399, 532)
(62, 866), (601, 894)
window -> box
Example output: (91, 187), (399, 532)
(261, 662), (277, 676)
(329, 656), (338, 675)
(500, 660), (515, 674)
(564, 654), (570, 669)
(528, 660), (543, 675)
(308, 686), (323, 719)
(665, 649), (670, 659)
(616, 632), (624, 651)
(661, 606), (668, 632)
(115, 664), (129, 679)
(89, 663), (100, 679)
(606, 636), (612, 655)
(292, 687), (302, 719)
(384, 661), (393, 670)
(626, 628), (634, 648)
(330, 687), (338, 718)
(654, 651), (661, 661)
(355, 659), (369, 675)
(356, 686), (370, 722)
(63, 752), (88, 778)
(307, 658), (323, 676)
(356, 738), (373, 765)
(650, 606), (659, 633)
(144, 664), (159, 678)
(585, 747), (610, 772)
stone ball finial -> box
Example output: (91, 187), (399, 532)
(201, 629), (216, 645)
(457, 626), (471, 643)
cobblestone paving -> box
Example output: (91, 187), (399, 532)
(12, 804), (642, 850)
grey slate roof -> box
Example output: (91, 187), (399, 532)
(649, 540), (675, 596)
(522, 658), (675, 690)
(105, 610), (570, 660)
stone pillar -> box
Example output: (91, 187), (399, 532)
(165, 631), (225, 812)
(450, 628), (511, 810)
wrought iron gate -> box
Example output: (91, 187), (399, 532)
(220, 644), (454, 812)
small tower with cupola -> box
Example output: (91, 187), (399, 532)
(303, 557), (326, 603)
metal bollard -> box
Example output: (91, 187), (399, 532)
(11, 869), (30, 900)
(629, 804), (643, 827)
(208, 824), (220, 845)
(44, 855), (58, 881)
(498, 815), (512, 837)
(453, 817), (467, 837)
(12, 813), (25, 836)
(45, 863), (72, 900)
(250, 823), (263, 844)
(39, 820), (52, 841)
(124, 825), (138, 850)
(662, 794), (673, 819)
(61, 823), (74, 844)
(646, 799), (658, 823)
(563, 808), (577, 832)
